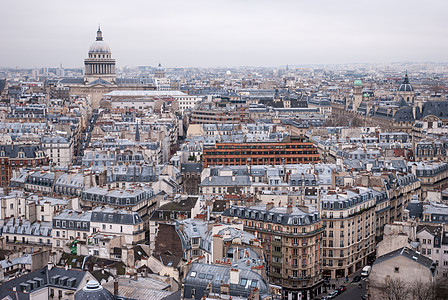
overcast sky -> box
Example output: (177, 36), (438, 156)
(1, 0), (447, 68)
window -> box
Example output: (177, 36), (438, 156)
(240, 278), (247, 286)
(394, 267), (399, 273)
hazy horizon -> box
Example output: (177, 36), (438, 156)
(1, 0), (447, 68)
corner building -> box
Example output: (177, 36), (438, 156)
(222, 204), (324, 300)
(320, 187), (383, 278)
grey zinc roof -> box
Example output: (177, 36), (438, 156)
(53, 210), (92, 222)
(0, 266), (88, 300)
(373, 247), (436, 275)
(199, 175), (251, 187)
(223, 205), (320, 226)
(180, 163), (202, 174)
(91, 207), (143, 225)
(184, 263), (268, 298)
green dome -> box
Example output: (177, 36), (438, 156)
(354, 79), (362, 87)
(363, 92), (369, 97)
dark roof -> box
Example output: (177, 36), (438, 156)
(398, 73), (414, 92)
(421, 100), (448, 120)
(150, 197), (198, 221)
(152, 223), (183, 268)
(91, 209), (142, 225)
(406, 200), (423, 219)
(74, 280), (114, 300)
(0, 144), (43, 159)
(374, 247), (436, 275)
(212, 200), (228, 213)
(134, 245), (149, 261)
(393, 106), (415, 122)
(180, 163), (202, 174)
(0, 266), (87, 300)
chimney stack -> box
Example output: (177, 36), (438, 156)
(266, 202), (274, 211)
(114, 278), (119, 296)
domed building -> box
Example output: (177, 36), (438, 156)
(396, 71), (415, 104)
(63, 27), (158, 109)
(84, 26), (116, 85)
(75, 280), (115, 300)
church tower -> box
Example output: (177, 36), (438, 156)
(84, 26), (116, 84)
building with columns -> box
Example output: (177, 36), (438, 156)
(62, 27), (157, 109)
(84, 26), (116, 84)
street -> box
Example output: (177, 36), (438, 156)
(333, 279), (366, 300)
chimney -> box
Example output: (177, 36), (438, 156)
(230, 268), (239, 285)
(266, 202), (274, 211)
(286, 205), (293, 214)
(114, 278), (119, 296)
(48, 262), (53, 271)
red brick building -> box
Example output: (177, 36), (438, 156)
(202, 136), (320, 168)
(0, 145), (48, 186)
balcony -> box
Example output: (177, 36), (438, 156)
(272, 251), (282, 258)
(272, 240), (282, 247)
(269, 272), (282, 279)
(271, 261), (282, 268)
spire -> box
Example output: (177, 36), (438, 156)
(96, 25), (103, 41)
(403, 70), (409, 84)
(135, 122), (140, 142)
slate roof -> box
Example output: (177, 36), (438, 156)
(223, 205), (320, 226)
(91, 207), (142, 225)
(0, 266), (88, 300)
(421, 100), (448, 120)
(0, 144), (43, 158)
(180, 163), (202, 174)
(393, 106), (415, 122)
(405, 199), (423, 219)
(184, 263), (269, 300)
(373, 247), (436, 275)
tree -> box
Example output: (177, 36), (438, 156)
(382, 278), (409, 300)
(409, 280), (436, 300)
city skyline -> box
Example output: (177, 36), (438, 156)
(1, 0), (448, 68)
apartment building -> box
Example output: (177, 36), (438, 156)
(89, 206), (145, 246)
(0, 144), (48, 186)
(52, 210), (91, 252)
(1, 218), (52, 252)
(222, 204), (324, 300)
(320, 187), (383, 279)
(416, 224), (448, 278)
(202, 136), (320, 168)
